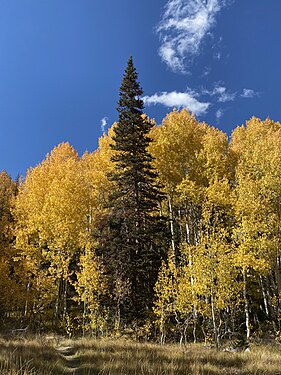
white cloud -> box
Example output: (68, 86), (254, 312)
(214, 52), (221, 60)
(143, 90), (210, 115)
(157, 0), (230, 72)
(202, 66), (211, 77)
(100, 117), (108, 132)
(202, 84), (236, 102)
(241, 88), (258, 98)
(216, 108), (224, 121)
(213, 86), (236, 102)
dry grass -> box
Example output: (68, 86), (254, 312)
(68, 338), (281, 375)
(0, 335), (281, 374)
(0, 335), (64, 374)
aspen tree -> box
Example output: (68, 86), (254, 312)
(231, 117), (281, 338)
(14, 143), (89, 328)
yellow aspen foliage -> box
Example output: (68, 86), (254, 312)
(13, 122), (118, 327)
(176, 125), (232, 249)
(179, 178), (237, 344)
(7, 107), (281, 341)
(152, 109), (236, 345)
(149, 109), (211, 255)
(153, 250), (179, 343)
(13, 143), (91, 318)
(75, 243), (108, 335)
(149, 109), (206, 192)
(198, 178), (237, 302)
(176, 252), (196, 315)
(230, 117), (281, 338)
(197, 125), (230, 184)
(231, 117), (281, 274)
(81, 125), (115, 225)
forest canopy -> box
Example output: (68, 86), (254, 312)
(0, 59), (280, 347)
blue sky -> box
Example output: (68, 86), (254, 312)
(0, 0), (280, 177)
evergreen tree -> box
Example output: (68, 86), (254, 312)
(103, 57), (167, 325)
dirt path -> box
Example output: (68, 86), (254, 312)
(56, 346), (81, 374)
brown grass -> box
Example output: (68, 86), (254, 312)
(0, 335), (64, 374)
(0, 335), (281, 374)
(68, 338), (281, 375)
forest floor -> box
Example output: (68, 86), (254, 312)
(0, 335), (281, 374)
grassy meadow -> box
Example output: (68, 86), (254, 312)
(0, 335), (281, 375)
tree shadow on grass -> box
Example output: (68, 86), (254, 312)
(70, 340), (250, 375)
(0, 337), (64, 374)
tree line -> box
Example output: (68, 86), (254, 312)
(0, 58), (280, 347)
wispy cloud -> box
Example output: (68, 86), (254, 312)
(216, 108), (224, 121)
(213, 86), (236, 102)
(202, 84), (236, 102)
(241, 88), (259, 98)
(100, 117), (108, 132)
(157, 0), (230, 72)
(202, 66), (211, 77)
(214, 52), (222, 60)
(143, 90), (210, 115)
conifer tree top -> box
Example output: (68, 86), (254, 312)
(117, 56), (144, 113)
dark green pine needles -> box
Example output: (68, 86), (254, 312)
(104, 57), (168, 326)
